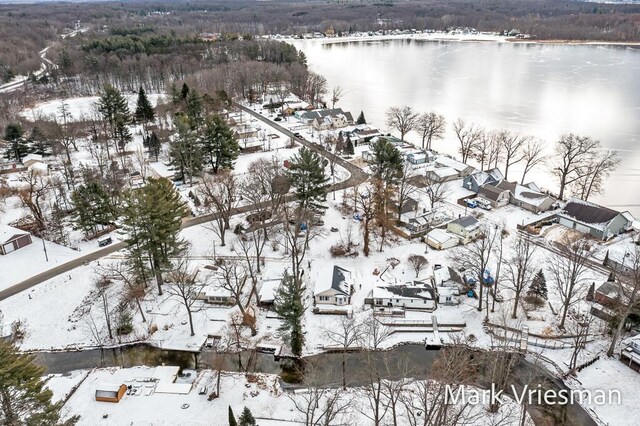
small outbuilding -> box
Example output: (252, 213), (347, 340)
(0, 225), (33, 255)
(95, 383), (127, 403)
(426, 228), (459, 250)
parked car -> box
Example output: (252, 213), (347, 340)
(293, 132), (302, 138)
(465, 199), (478, 209)
(97, 236), (113, 247)
(476, 198), (492, 211)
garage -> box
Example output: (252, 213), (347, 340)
(0, 225), (33, 255)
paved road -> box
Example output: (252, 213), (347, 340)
(0, 108), (369, 301)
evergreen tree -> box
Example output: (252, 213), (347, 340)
(238, 407), (256, 426)
(181, 83), (190, 99)
(0, 339), (78, 425)
(371, 137), (403, 184)
(201, 115), (240, 174)
(356, 110), (366, 125)
(170, 116), (204, 184)
(3, 122), (28, 162)
(228, 406), (237, 426)
(273, 273), (305, 356)
(170, 83), (181, 104)
(286, 147), (329, 212)
(527, 269), (548, 300)
(185, 89), (203, 129)
(57, 48), (72, 75)
(335, 133), (344, 154)
(28, 126), (52, 156)
(97, 84), (131, 157)
(344, 136), (354, 155)
(71, 181), (116, 236)
(120, 178), (188, 295)
(135, 86), (155, 133)
(147, 131), (161, 161)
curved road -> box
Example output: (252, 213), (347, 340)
(0, 108), (368, 301)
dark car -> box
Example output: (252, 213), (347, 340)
(293, 132), (302, 138)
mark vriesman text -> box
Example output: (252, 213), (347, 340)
(445, 384), (621, 406)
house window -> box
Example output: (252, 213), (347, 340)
(319, 296), (329, 302)
(424, 299), (427, 304)
(375, 299), (383, 305)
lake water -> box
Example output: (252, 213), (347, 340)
(293, 38), (640, 215)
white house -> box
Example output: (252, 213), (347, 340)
(198, 285), (234, 305)
(21, 153), (44, 167)
(426, 228), (459, 250)
(371, 282), (437, 310)
(314, 265), (352, 306)
(558, 199), (634, 240)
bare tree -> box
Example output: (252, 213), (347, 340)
(551, 134), (600, 200)
(14, 168), (51, 231)
(98, 261), (147, 323)
(279, 202), (323, 283)
(408, 254), (428, 278)
(449, 226), (498, 312)
(215, 259), (250, 318)
(496, 130), (528, 180)
(358, 352), (391, 425)
(548, 240), (593, 329)
(485, 312), (522, 413)
(416, 112), (446, 150)
(472, 131), (492, 171)
(395, 164), (418, 220)
(607, 246), (640, 357)
(330, 85), (343, 109)
(165, 261), (207, 336)
(423, 173), (450, 209)
(572, 149), (620, 201)
(200, 172), (238, 246)
(362, 314), (392, 350)
(487, 130), (503, 170)
(452, 119), (483, 163)
(520, 139), (546, 184)
(322, 316), (363, 389)
(567, 312), (595, 370)
(386, 106), (419, 141)
(288, 361), (352, 426)
(504, 234), (537, 319)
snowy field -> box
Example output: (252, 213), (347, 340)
(21, 94), (167, 122)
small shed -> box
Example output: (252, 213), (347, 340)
(0, 225), (32, 255)
(95, 383), (127, 403)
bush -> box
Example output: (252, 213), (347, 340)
(116, 310), (134, 335)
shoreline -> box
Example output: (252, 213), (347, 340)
(287, 32), (640, 48)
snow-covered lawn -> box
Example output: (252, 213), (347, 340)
(48, 367), (530, 426)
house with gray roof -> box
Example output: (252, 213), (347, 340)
(447, 215), (481, 243)
(463, 168), (504, 193)
(298, 108), (354, 126)
(558, 199), (634, 240)
(314, 265), (353, 306)
(371, 281), (436, 310)
(477, 180), (555, 213)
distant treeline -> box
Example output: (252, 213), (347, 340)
(2, 0), (640, 84)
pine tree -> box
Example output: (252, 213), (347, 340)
(344, 136), (354, 155)
(170, 83), (181, 104)
(286, 147), (329, 212)
(71, 181), (116, 236)
(0, 340), (78, 425)
(238, 407), (256, 426)
(273, 273), (305, 356)
(135, 86), (155, 133)
(335, 133), (344, 154)
(228, 406), (237, 426)
(181, 83), (190, 99)
(120, 178), (188, 295)
(170, 116), (204, 184)
(147, 131), (161, 162)
(201, 115), (240, 174)
(97, 84), (131, 157)
(3, 123), (28, 162)
(527, 269), (548, 300)
(185, 89), (203, 129)
(371, 137), (403, 184)
(356, 110), (366, 125)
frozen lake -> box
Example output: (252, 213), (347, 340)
(293, 38), (640, 215)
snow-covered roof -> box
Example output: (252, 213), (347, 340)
(314, 265), (352, 296)
(432, 265), (451, 285)
(22, 153), (43, 164)
(560, 198), (630, 229)
(0, 225), (29, 244)
(429, 167), (458, 178)
(258, 278), (282, 303)
(202, 285), (232, 299)
(373, 283), (435, 301)
(434, 155), (473, 173)
(426, 228), (458, 244)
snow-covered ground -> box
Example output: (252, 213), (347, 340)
(48, 366), (531, 426)
(21, 94), (167, 122)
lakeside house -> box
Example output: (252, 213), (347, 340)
(462, 168), (504, 193)
(297, 108), (354, 127)
(314, 265), (353, 306)
(370, 281), (437, 310)
(446, 215), (481, 244)
(558, 199), (634, 240)
(426, 228), (459, 250)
